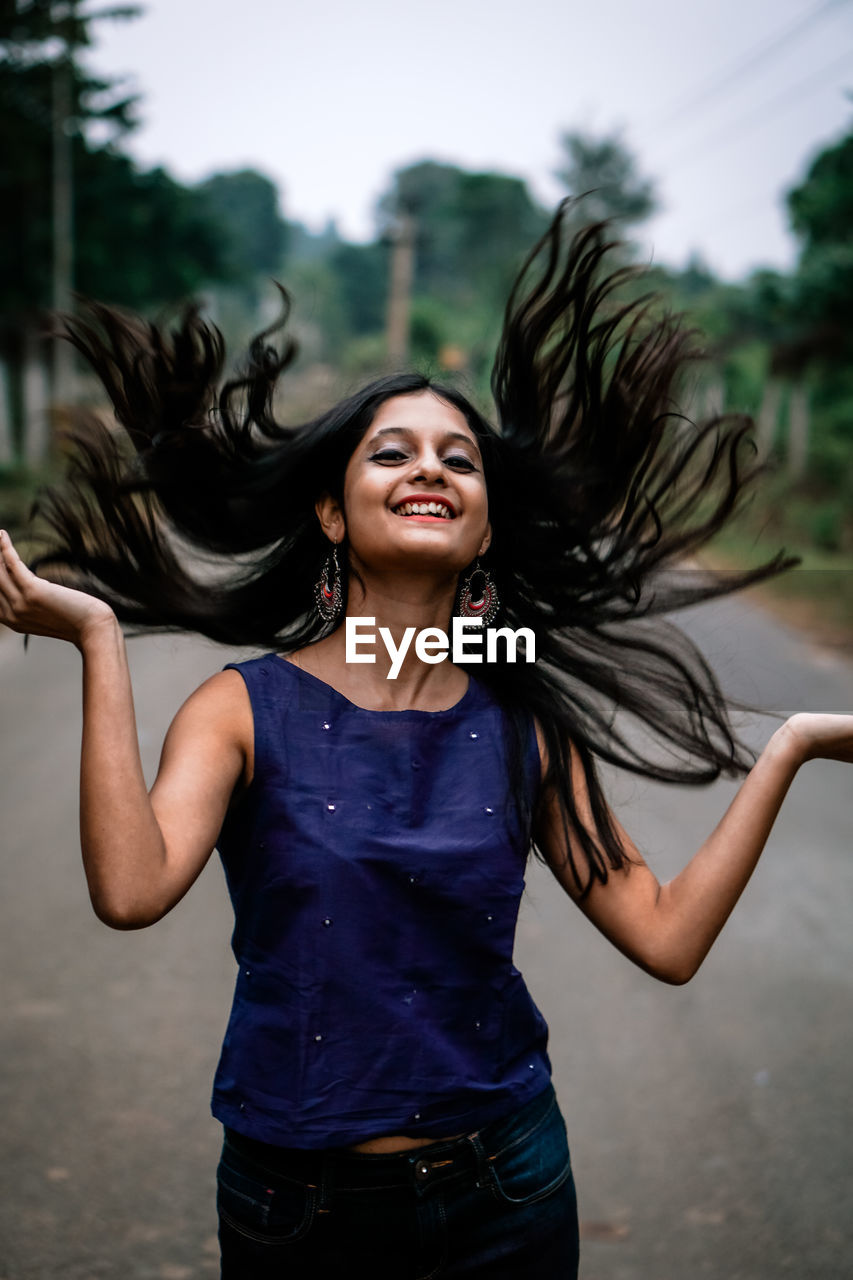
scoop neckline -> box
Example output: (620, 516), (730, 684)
(274, 654), (478, 717)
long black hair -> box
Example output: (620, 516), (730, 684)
(30, 203), (795, 891)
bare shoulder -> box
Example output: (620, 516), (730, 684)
(160, 667), (254, 787)
(171, 667), (252, 730)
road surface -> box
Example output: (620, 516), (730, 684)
(0, 588), (851, 1279)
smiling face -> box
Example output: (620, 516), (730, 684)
(316, 391), (492, 580)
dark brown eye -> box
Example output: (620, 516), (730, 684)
(369, 449), (407, 463)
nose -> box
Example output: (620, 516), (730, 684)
(411, 447), (447, 484)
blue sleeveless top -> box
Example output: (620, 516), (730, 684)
(211, 653), (551, 1148)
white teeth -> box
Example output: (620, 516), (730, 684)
(393, 501), (452, 518)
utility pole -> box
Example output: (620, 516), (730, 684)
(23, 20), (70, 469)
(386, 211), (416, 366)
(51, 1), (75, 418)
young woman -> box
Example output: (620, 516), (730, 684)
(0, 208), (850, 1279)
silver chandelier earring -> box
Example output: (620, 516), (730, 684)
(314, 542), (343, 623)
(456, 561), (500, 626)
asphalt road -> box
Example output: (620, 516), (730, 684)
(0, 588), (851, 1279)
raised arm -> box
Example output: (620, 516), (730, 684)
(535, 716), (853, 984)
(0, 530), (250, 929)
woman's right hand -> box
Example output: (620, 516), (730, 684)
(0, 529), (116, 648)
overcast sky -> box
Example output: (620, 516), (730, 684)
(84, 0), (853, 279)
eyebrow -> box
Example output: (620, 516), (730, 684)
(368, 426), (479, 450)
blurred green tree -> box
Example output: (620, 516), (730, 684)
(74, 153), (226, 307)
(379, 160), (547, 305)
(784, 126), (853, 500)
(0, 1), (236, 462)
(554, 128), (657, 230)
(329, 239), (388, 336)
(0, 0), (140, 319)
(373, 160), (547, 379)
(669, 123), (853, 547)
(197, 169), (289, 302)
(787, 128), (853, 365)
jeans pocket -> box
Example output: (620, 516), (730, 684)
(217, 1153), (317, 1245)
(487, 1099), (573, 1207)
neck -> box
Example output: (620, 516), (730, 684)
(299, 569), (469, 710)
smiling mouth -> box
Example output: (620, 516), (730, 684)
(392, 501), (455, 519)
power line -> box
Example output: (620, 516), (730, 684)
(657, 48), (853, 172)
(651, 0), (851, 130)
(659, 120), (851, 274)
(654, 194), (791, 267)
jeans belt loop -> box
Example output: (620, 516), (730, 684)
(316, 1151), (334, 1213)
(466, 1130), (496, 1192)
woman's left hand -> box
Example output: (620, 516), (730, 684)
(781, 713), (853, 765)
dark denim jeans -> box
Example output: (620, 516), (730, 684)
(217, 1084), (579, 1279)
